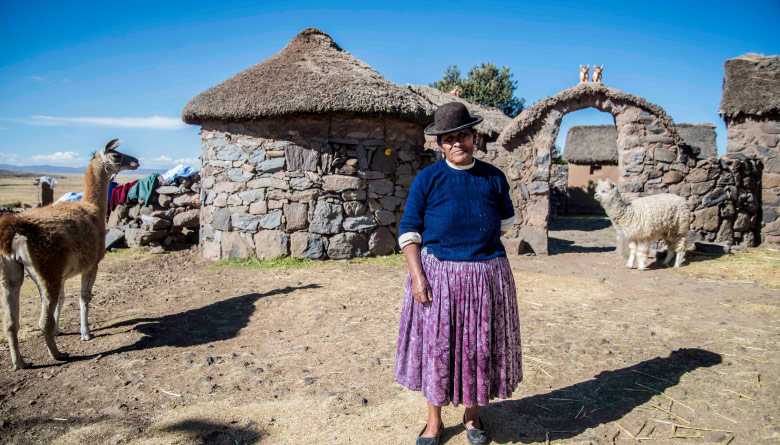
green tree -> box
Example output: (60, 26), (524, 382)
(430, 62), (525, 117)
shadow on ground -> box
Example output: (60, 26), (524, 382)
(100, 284), (320, 356)
(482, 348), (722, 443)
(548, 237), (616, 254)
(160, 419), (264, 444)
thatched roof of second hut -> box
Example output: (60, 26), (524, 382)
(719, 54), (780, 119)
(407, 85), (511, 139)
(182, 28), (433, 125)
(563, 125), (618, 164)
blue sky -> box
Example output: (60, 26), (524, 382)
(1, 0), (778, 170)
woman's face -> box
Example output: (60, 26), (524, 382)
(440, 129), (475, 166)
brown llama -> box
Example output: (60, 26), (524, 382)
(0, 139), (138, 370)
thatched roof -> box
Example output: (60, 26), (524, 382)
(677, 123), (717, 159)
(182, 28), (432, 125)
(497, 83), (684, 149)
(719, 54), (780, 119)
(406, 85), (511, 139)
(563, 125), (617, 164)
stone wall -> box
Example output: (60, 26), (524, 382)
(107, 175), (201, 249)
(724, 115), (780, 244)
(197, 115), (430, 260)
(549, 163), (568, 217)
(678, 155), (762, 247)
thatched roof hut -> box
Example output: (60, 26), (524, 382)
(406, 85), (511, 140)
(182, 28), (432, 125)
(719, 54), (780, 120)
(677, 123), (717, 159)
(562, 125), (617, 164)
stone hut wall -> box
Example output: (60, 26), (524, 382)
(724, 115), (780, 244)
(549, 163), (568, 217)
(675, 155), (762, 247)
(107, 175), (201, 249)
(197, 116), (431, 260)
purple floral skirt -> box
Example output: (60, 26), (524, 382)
(395, 247), (523, 407)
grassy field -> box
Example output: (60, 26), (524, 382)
(0, 170), (145, 207)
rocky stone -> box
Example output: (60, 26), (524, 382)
(140, 214), (171, 231)
(227, 194), (243, 206)
(343, 214), (377, 231)
(662, 170), (684, 184)
(156, 185), (182, 195)
(763, 173), (780, 189)
(646, 135), (674, 144)
(105, 227), (125, 249)
(374, 210), (395, 226)
(341, 190), (367, 201)
(256, 157), (285, 173)
(368, 227), (395, 255)
(216, 145), (247, 161)
(327, 232), (368, 259)
(693, 241), (730, 255)
(343, 201), (367, 217)
(158, 194), (173, 207)
(687, 167), (716, 183)
(716, 219), (734, 244)
(733, 212), (751, 231)
(702, 189), (727, 207)
(248, 177), (289, 190)
(173, 193), (200, 208)
(237, 189), (265, 204)
(213, 194), (228, 207)
(254, 230), (289, 260)
(227, 168), (252, 182)
(309, 201), (343, 234)
(378, 195), (402, 211)
(690, 180), (715, 196)
(259, 210), (283, 229)
(283, 202), (308, 231)
(518, 226), (547, 255)
(211, 208), (232, 231)
(323, 175), (365, 192)
(368, 179), (394, 195)
(249, 201), (268, 215)
(370, 147), (396, 173)
(762, 122), (780, 134)
(231, 213), (260, 232)
(220, 232), (254, 259)
(125, 228), (166, 248)
(290, 232), (326, 259)
(358, 170), (387, 180)
(692, 206), (720, 232)
(653, 147), (676, 162)
(285, 144), (319, 171)
(527, 182), (549, 195)
(290, 177), (314, 190)
(173, 209), (200, 228)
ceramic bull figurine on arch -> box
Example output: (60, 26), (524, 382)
(593, 65), (604, 83)
(579, 64), (590, 83)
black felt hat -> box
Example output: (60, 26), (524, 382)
(424, 102), (483, 136)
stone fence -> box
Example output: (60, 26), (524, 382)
(106, 175), (201, 249)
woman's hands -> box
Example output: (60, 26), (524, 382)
(402, 242), (433, 305)
(411, 273), (433, 304)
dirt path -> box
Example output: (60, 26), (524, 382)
(1, 227), (778, 444)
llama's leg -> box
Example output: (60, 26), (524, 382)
(2, 259), (28, 370)
(626, 241), (637, 268)
(663, 237), (677, 266)
(636, 242), (650, 270)
(79, 267), (98, 341)
(674, 237), (686, 268)
(39, 279), (68, 360)
(53, 287), (66, 336)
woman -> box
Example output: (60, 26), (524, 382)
(395, 102), (523, 445)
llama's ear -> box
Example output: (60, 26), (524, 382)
(103, 139), (123, 153)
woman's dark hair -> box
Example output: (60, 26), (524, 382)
(436, 128), (475, 146)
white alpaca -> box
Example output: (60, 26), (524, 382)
(594, 179), (691, 270)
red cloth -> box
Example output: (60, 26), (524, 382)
(110, 180), (138, 210)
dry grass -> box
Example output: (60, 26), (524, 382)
(674, 246), (780, 290)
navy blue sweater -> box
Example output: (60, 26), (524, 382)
(399, 159), (514, 261)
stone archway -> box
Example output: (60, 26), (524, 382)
(483, 83), (691, 254)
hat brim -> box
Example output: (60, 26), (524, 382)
(424, 115), (484, 136)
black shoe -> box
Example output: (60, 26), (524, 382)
(462, 415), (488, 445)
(416, 421), (443, 445)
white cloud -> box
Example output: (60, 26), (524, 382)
(28, 115), (187, 130)
(31, 151), (87, 165)
(32, 76), (45, 82)
(139, 156), (200, 170)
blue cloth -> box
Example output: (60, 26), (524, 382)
(107, 181), (117, 207)
(56, 192), (83, 203)
(162, 164), (198, 183)
(399, 159), (514, 262)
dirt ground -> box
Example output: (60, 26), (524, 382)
(1, 217), (779, 444)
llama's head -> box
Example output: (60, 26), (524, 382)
(96, 139), (139, 174)
(594, 178), (617, 202)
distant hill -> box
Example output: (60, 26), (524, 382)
(0, 164), (165, 176)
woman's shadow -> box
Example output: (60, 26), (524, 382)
(481, 348), (721, 443)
